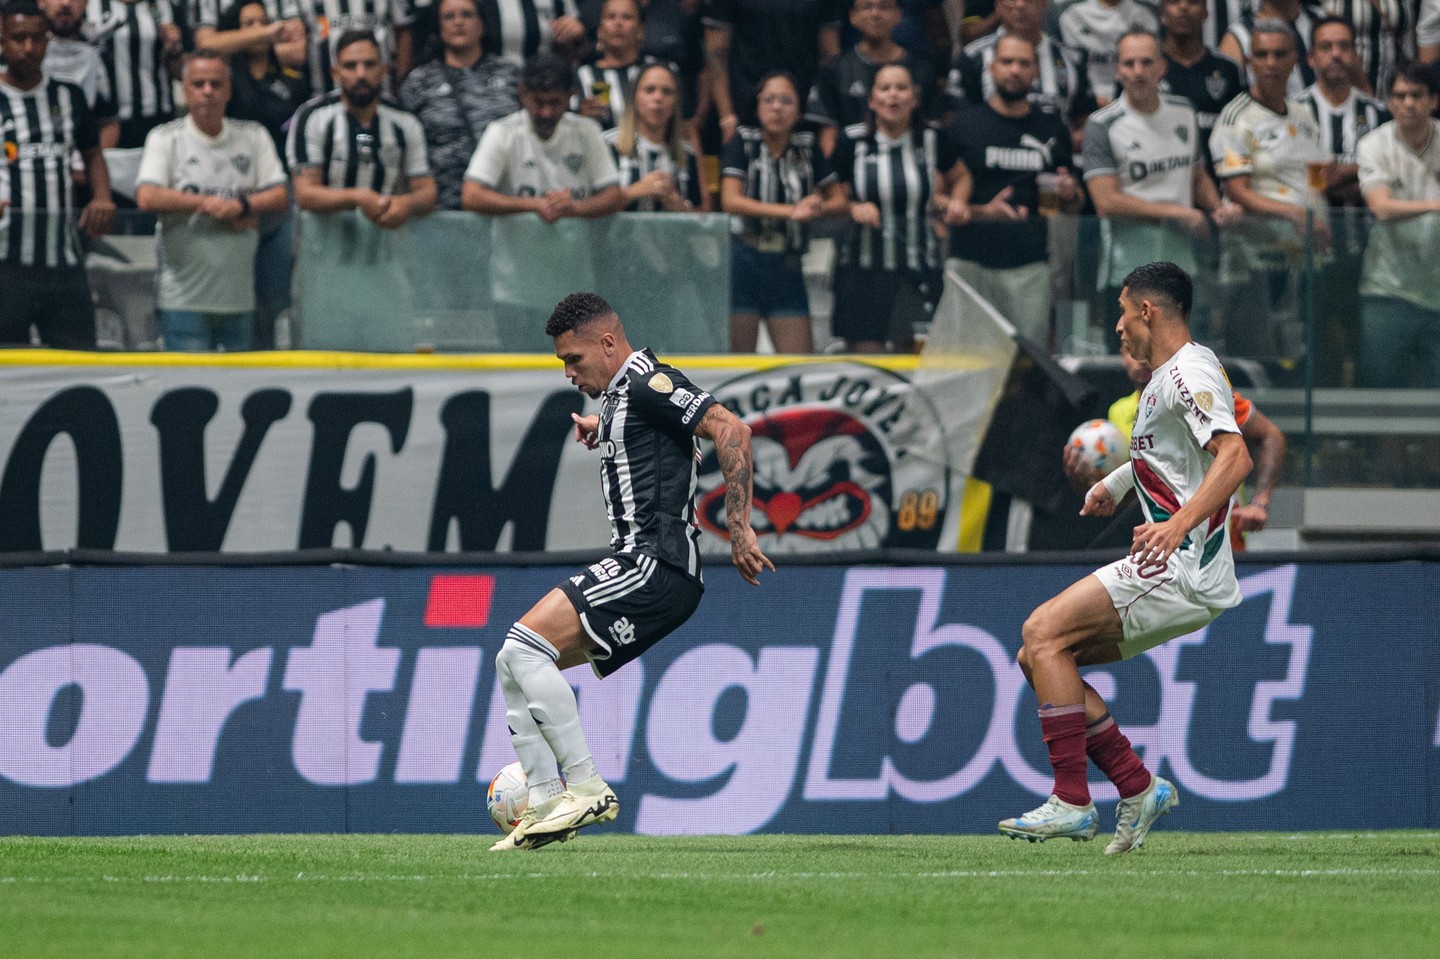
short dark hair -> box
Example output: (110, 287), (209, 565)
(1310, 14), (1357, 44)
(1117, 28), (1161, 52)
(520, 52), (574, 94)
(333, 29), (381, 62)
(183, 48), (229, 76)
(546, 292), (615, 337)
(0, 1), (44, 23)
(1122, 261), (1193, 319)
(1389, 61), (1439, 96)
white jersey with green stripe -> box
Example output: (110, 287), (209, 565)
(1129, 341), (1243, 602)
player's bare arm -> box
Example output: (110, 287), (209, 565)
(695, 404), (774, 586)
(1130, 431), (1252, 566)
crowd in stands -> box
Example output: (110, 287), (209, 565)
(0, 0), (1437, 380)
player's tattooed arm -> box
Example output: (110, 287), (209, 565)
(697, 403), (775, 586)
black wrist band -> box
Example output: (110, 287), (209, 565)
(237, 194), (251, 217)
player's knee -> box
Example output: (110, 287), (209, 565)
(1016, 644), (1031, 672)
(1020, 608), (1061, 657)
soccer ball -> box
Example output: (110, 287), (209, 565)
(487, 762), (528, 832)
(1067, 419), (1127, 473)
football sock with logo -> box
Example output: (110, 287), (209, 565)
(498, 624), (599, 793)
(1038, 703), (1090, 806)
(1085, 712), (1152, 800)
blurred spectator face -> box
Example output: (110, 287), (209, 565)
(183, 55), (232, 127)
(237, 1), (269, 30)
(633, 63), (679, 131)
(756, 75), (801, 137)
(38, 0), (86, 38)
(334, 38), (385, 109)
(990, 35), (1039, 104)
(997, 0), (1045, 37)
(0, 13), (48, 81)
(868, 64), (918, 129)
(1387, 76), (1440, 133)
(1115, 33), (1165, 100)
(439, 0), (484, 55)
(1308, 22), (1358, 89)
(1247, 30), (1297, 94)
(850, 0), (902, 44)
(521, 85), (570, 139)
(1159, 0), (1206, 41)
(598, 0), (644, 58)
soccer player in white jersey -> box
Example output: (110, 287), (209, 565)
(490, 292), (773, 852)
(999, 260), (1253, 854)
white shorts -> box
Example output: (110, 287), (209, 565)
(1092, 555), (1235, 659)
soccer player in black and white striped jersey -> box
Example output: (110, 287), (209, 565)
(0, 3), (115, 348)
(488, 291), (771, 852)
(603, 61), (705, 211)
(288, 30), (436, 222)
(85, 0), (182, 147)
(832, 62), (970, 352)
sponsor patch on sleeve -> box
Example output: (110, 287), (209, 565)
(649, 372), (674, 393)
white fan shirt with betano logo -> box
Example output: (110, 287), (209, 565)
(1129, 340), (1243, 603)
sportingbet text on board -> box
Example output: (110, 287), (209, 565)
(1, 561), (1436, 834)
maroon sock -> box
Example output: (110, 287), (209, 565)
(1038, 704), (1089, 806)
(1085, 713), (1152, 800)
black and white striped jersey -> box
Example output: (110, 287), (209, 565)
(602, 126), (702, 210)
(187, 0), (302, 28)
(294, 0), (413, 96)
(0, 76), (99, 268)
(490, 0), (578, 65)
(833, 124), (957, 273)
(286, 91), (429, 192)
(86, 0), (176, 125)
(1297, 84), (1388, 162)
(573, 59), (642, 131)
(720, 126), (836, 254)
(595, 348), (716, 582)
(1318, 0), (1415, 96)
(947, 29), (1097, 127)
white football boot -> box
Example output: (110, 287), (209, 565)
(1105, 775), (1179, 855)
(522, 777), (620, 839)
(998, 795), (1100, 842)
(489, 795), (579, 853)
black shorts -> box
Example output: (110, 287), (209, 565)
(558, 553), (702, 678)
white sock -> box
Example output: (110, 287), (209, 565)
(495, 633), (563, 808)
(497, 624), (599, 792)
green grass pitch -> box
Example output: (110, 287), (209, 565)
(2, 832), (1437, 958)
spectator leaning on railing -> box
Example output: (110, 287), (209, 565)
(1355, 63), (1440, 389)
(287, 30), (436, 230)
(461, 51), (625, 221)
(136, 50), (288, 351)
(1082, 29), (1239, 340)
(0, 2), (115, 350)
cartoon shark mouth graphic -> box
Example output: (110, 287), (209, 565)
(698, 408), (891, 551)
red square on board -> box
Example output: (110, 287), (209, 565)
(424, 575), (495, 628)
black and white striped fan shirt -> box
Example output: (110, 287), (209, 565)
(833, 124), (956, 273)
(573, 58), (642, 131)
(86, 0), (175, 126)
(1318, 0), (1414, 96)
(720, 126), (836, 254)
(0, 76), (99, 268)
(295, 0), (413, 96)
(1297, 84), (1388, 162)
(188, 0), (302, 29)
(602, 125), (702, 210)
(490, 0), (578, 65)
(286, 92), (430, 192)
(596, 348), (716, 583)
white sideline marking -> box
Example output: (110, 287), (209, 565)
(3, 867), (1439, 885)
